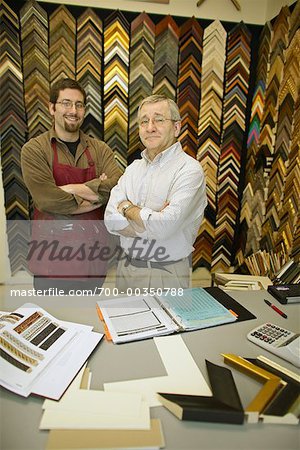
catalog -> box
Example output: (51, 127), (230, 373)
(96, 287), (237, 344)
(0, 303), (103, 399)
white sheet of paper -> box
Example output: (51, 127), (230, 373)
(33, 330), (102, 399)
(43, 390), (142, 416)
(42, 364), (87, 409)
(41, 368), (150, 430)
(104, 334), (212, 406)
(40, 395), (150, 430)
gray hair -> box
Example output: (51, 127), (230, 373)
(138, 95), (181, 121)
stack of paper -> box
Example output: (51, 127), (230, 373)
(43, 367), (165, 450)
(41, 388), (150, 430)
(42, 334), (211, 449)
(0, 303), (103, 399)
(43, 335), (210, 449)
(213, 273), (272, 291)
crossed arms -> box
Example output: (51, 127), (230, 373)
(104, 164), (207, 240)
(59, 173), (107, 214)
(21, 138), (121, 215)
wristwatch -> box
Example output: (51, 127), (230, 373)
(121, 202), (134, 217)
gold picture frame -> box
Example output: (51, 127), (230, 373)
(222, 354), (284, 417)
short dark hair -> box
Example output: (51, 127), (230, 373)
(49, 78), (87, 104)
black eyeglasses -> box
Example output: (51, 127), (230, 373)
(56, 100), (86, 110)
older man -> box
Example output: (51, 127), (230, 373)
(104, 94), (207, 290)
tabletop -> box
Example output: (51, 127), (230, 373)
(0, 288), (299, 450)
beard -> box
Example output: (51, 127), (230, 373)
(63, 116), (83, 132)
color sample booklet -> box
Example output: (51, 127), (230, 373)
(96, 288), (237, 343)
(0, 303), (103, 398)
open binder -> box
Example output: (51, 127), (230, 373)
(96, 287), (241, 344)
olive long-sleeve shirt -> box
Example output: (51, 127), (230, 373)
(21, 128), (122, 215)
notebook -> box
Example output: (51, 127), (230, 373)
(96, 287), (237, 344)
(267, 284), (300, 304)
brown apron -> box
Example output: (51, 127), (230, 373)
(28, 141), (108, 278)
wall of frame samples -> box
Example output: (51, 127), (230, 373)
(1, 0), (299, 276)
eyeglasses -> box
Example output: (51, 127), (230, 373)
(138, 116), (175, 127)
(56, 100), (86, 110)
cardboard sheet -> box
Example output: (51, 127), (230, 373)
(104, 334), (212, 406)
(41, 367), (150, 430)
(46, 419), (165, 450)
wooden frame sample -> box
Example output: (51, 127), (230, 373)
(157, 360), (244, 424)
(245, 356), (300, 424)
(222, 354), (283, 416)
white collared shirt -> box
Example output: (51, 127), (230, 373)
(104, 142), (207, 261)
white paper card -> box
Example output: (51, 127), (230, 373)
(104, 334), (211, 406)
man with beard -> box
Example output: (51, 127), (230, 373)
(21, 78), (121, 294)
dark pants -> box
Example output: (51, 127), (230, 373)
(33, 276), (105, 295)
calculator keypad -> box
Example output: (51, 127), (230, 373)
(250, 323), (292, 347)
(247, 323), (300, 367)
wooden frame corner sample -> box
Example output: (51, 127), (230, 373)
(222, 354), (283, 414)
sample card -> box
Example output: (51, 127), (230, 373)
(104, 334), (212, 406)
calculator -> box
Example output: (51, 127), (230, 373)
(247, 323), (300, 367)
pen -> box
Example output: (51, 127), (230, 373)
(264, 299), (287, 319)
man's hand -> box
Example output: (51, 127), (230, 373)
(117, 199), (169, 234)
(72, 200), (101, 215)
(117, 200), (133, 216)
(58, 173), (107, 202)
(160, 201), (169, 211)
(99, 172), (107, 182)
(117, 200), (145, 233)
